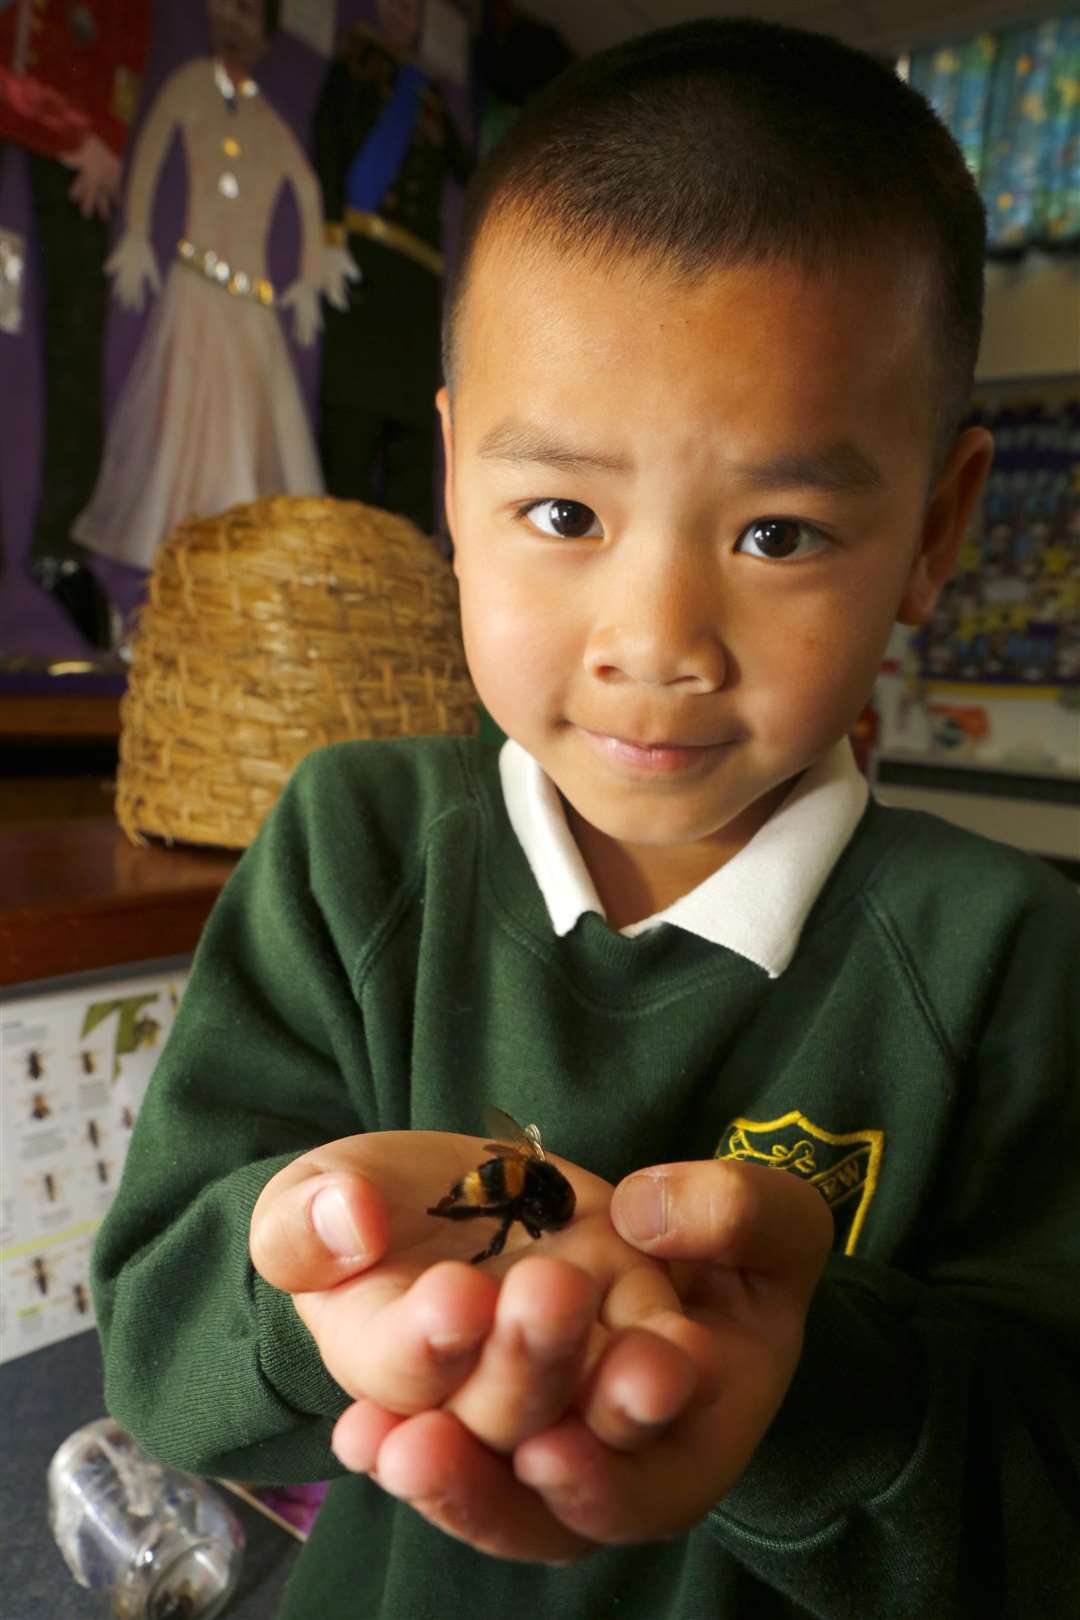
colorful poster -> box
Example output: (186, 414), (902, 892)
(914, 397), (1080, 689)
(0, 965), (189, 1364)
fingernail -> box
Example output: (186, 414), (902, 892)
(516, 1452), (576, 1495)
(311, 1185), (365, 1259)
(521, 1310), (592, 1361)
(427, 1330), (484, 1363)
(615, 1173), (668, 1243)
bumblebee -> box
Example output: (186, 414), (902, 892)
(427, 1108), (576, 1264)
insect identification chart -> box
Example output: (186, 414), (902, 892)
(0, 966), (189, 1364)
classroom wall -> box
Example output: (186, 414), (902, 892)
(977, 253), (1080, 384)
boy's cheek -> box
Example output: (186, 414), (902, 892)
(740, 612), (895, 750)
(461, 599), (572, 719)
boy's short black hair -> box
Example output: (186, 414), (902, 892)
(444, 17), (986, 488)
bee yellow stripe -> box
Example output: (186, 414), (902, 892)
(462, 1168), (486, 1204)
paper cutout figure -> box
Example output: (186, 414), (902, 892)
(0, 0), (146, 211)
(73, 0), (335, 573)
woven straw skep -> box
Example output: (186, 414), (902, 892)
(116, 496), (477, 848)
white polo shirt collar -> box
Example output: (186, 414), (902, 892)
(498, 737), (868, 978)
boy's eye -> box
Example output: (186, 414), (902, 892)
(517, 504), (828, 555)
(522, 499), (603, 539)
(736, 518), (829, 561)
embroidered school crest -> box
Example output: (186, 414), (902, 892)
(715, 1111), (884, 1255)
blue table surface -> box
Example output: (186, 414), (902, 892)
(1, 1329), (300, 1618)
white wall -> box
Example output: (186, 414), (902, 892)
(977, 253), (1080, 384)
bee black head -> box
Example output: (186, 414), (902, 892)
(524, 1159), (576, 1231)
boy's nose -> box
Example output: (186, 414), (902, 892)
(583, 606), (728, 694)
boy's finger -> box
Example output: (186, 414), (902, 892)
(445, 1256), (600, 1452)
(576, 1326), (698, 1452)
(374, 1409), (595, 1566)
(610, 1160), (833, 1294)
(600, 1261), (724, 1407)
(515, 1405), (748, 1547)
(304, 1259), (499, 1413)
(249, 1170), (392, 1292)
(331, 1398), (404, 1473)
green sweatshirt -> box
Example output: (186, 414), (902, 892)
(91, 737), (1080, 1620)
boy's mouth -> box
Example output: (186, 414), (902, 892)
(577, 727), (727, 775)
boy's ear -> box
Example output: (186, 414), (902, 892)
(435, 386), (458, 572)
(897, 425), (995, 626)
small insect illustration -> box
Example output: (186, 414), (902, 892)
(427, 1107), (576, 1264)
(26, 1050), (45, 1080)
(133, 1015), (161, 1049)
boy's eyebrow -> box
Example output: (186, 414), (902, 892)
(475, 417), (888, 496)
(476, 419), (632, 475)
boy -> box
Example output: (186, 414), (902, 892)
(92, 18), (1080, 1620)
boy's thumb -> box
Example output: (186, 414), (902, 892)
(611, 1161), (833, 1293)
(250, 1169), (390, 1293)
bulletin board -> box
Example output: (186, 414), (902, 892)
(877, 382), (1080, 778)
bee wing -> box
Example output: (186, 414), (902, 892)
(482, 1106), (546, 1161)
(521, 1121), (546, 1160)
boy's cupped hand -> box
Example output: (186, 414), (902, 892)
(250, 1137), (832, 1564)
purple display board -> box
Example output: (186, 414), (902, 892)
(0, 0), (468, 658)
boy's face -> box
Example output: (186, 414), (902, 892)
(438, 228), (992, 898)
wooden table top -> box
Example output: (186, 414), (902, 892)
(0, 818), (238, 989)
(0, 690), (122, 740)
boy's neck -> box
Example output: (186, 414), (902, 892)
(562, 780), (795, 931)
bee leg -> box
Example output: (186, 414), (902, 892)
(470, 1212), (514, 1265)
(426, 1202), (494, 1221)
